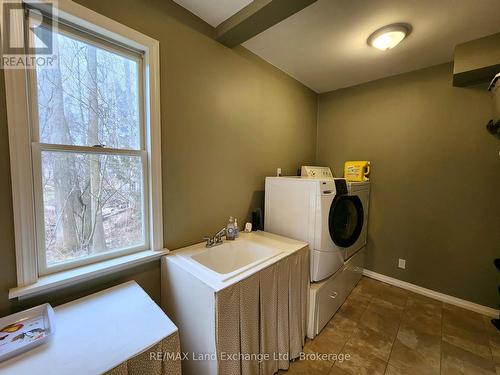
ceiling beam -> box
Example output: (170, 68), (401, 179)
(215, 0), (317, 48)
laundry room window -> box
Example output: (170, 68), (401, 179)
(4, 1), (164, 297)
(31, 19), (149, 275)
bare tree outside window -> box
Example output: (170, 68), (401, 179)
(35, 26), (145, 267)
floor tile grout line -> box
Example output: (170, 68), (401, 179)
(325, 356), (335, 375)
(443, 303), (497, 364)
(383, 293), (408, 374)
(377, 284), (399, 357)
(355, 283), (395, 373)
(332, 282), (374, 373)
(344, 279), (497, 374)
(300, 282), (371, 374)
(306, 278), (498, 375)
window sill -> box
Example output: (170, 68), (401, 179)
(9, 249), (169, 300)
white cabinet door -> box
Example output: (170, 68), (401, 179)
(315, 267), (349, 334)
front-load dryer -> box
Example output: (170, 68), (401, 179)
(343, 181), (370, 259)
(265, 176), (348, 281)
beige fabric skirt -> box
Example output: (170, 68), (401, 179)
(215, 247), (309, 375)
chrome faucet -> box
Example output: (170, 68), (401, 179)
(203, 227), (226, 248)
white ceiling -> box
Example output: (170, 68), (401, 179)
(174, 0), (500, 93)
(243, 0), (500, 92)
(173, 0), (252, 27)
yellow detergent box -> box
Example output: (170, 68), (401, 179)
(344, 161), (371, 182)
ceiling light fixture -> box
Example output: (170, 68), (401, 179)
(367, 23), (412, 51)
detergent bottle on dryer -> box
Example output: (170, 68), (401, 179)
(344, 161), (371, 182)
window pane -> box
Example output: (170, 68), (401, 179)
(36, 27), (141, 149)
(41, 151), (145, 266)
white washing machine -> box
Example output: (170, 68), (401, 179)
(265, 168), (370, 282)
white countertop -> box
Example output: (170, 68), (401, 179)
(166, 231), (309, 292)
(0, 281), (177, 375)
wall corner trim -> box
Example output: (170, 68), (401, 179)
(362, 269), (499, 318)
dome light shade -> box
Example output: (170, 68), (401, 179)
(367, 23), (412, 51)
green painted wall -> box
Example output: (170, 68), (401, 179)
(317, 63), (500, 308)
(0, 0), (317, 315)
(0, 2), (497, 318)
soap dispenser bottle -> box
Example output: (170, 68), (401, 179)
(234, 218), (240, 238)
(226, 217), (236, 240)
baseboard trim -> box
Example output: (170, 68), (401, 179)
(362, 269), (499, 318)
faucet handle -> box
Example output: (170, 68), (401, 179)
(203, 236), (214, 247)
(214, 228), (226, 243)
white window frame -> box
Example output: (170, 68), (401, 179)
(3, 0), (165, 298)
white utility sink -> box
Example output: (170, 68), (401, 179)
(187, 239), (283, 281)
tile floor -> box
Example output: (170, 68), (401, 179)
(281, 277), (500, 375)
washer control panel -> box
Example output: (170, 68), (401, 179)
(301, 166), (334, 179)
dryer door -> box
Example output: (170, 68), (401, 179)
(328, 195), (364, 248)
